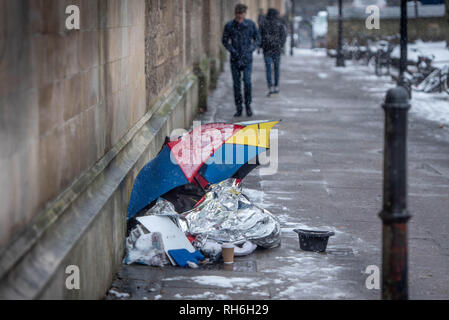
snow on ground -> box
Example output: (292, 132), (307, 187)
(391, 41), (449, 67)
(162, 275), (271, 298)
(396, 42), (449, 125)
(333, 55), (449, 126)
(293, 47), (327, 57)
(411, 92), (449, 126)
(163, 275), (267, 289)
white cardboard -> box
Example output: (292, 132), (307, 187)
(136, 216), (195, 266)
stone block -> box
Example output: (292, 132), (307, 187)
(37, 126), (63, 212)
(0, 31), (32, 97)
(94, 101), (107, 159)
(60, 117), (81, 189)
(54, 31), (80, 80)
(78, 30), (100, 70)
(82, 67), (101, 110)
(62, 73), (83, 122)
(38, 80), (64, 136)
(106, 0), (122, 28)
(80, 0), (100, 31)
(104, 59), (122, 96)
(79, 106), (97, 172)
(30, 34), (56, 88)
(1, 89), (39, 159)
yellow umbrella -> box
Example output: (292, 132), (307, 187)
(226, 120), (280, 148)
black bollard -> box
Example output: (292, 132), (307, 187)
(398, 0), (408, 84)
(379, 87), (412, 300)
(290, 0), (295, 56)
(398, 0), (411, 98)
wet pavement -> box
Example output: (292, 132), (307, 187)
(107, 50), (449, 300)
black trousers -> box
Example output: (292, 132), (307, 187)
(231, 62), (253, 111)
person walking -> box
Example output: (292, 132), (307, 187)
(259, 8), (287, 97)
(222, 4), (261, 117)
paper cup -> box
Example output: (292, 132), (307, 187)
(221, 243), (234, 264)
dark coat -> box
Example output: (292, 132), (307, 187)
(222, 19), (261, 68)
(259, 12), (287, 57)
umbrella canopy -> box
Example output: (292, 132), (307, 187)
(199, 120), (279, 184)
(127, 121), (279, 218)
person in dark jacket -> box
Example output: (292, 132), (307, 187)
(257, 8), (266, 28)
(259, 8), (287, 96)
(222, 4), (262, 117)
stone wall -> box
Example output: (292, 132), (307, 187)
(242, 0), (286, 21)
(0, 0), (240, 299)
(0, 0), (146, 250)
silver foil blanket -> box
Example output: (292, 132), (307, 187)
(182, 179), (281, 248)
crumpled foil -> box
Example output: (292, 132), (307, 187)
(182, 179), (281, 248)
(144, 198), (190, 232)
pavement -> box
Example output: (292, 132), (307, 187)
(107, 49), (449, 300)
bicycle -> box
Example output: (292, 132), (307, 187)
(415, 65), (449, 94)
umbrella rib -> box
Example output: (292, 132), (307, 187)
(193, 176), (207, 193)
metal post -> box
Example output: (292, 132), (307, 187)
(398, 0), (408, 87)
(336, 0), (345, 67)
(379, 87), (412, 300)
(290, 0), (295, 56)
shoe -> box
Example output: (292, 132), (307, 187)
(267, 87), (274, 97)
(273, 87), (280, 94)
(246, 107), (253, 117)
(234, 110), (242, 117)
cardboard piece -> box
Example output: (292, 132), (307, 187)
(137, 215), (195, 266)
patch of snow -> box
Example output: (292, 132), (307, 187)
(215, 294), (232, 300)
(317, 72), (329, 79)
(281, 226), (307, 234)
(292, 48), (327, 57)
(174, 291), (232, 300)
(164, 275), (266, 289)
(411, 92), (449, 125)
(108, 289), (130, 299)
(242, 187), (275, 209)
(252, 291), (268, 296)
(282, 79), (304, 84)
(391, 41), (449, 66)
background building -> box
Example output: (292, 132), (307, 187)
(326, 0), (448, 48)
